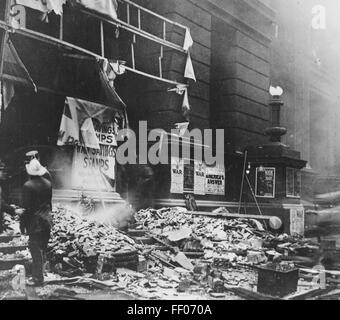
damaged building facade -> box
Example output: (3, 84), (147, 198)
(0, 0), (338, 236)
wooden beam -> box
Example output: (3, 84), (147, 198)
(189, 211), (277, 221)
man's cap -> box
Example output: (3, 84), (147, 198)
(25, 150), (39, 157)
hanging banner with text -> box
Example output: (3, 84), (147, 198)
(205, 165), (225, 195)
(170, 157), (184, 194)
(72, 123), (116, 192)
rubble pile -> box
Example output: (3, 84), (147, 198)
(1, 213), (21, 235)
(47, 206), (137, 273)
(0, 237), (27, 248)
(0, 250), (31, 261)
(135, 207), (303, 266)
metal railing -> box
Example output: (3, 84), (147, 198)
(0, 0), (190, 87)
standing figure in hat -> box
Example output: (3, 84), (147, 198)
(25, 150), (52, 182)
(20, 158), (53, 286)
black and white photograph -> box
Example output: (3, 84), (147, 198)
(0, 0), (340, 307)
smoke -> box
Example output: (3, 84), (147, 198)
(87, 203), (135, 230)
(47, 147), (135, 231)
(270, 0), (340, 182)
(62, 202), (135, 231)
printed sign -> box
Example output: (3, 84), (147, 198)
(170, 157), (184, 194)
(183, 160), (194, 192)
(194, 161), (206, 195)
(255, 167), (275, 198)
(94, 123), (117, 146)
(290, 208), (305, 236)
(72, 123), (116, 191)
(72, 145), (116, 191)
(205, 165), (225, 195)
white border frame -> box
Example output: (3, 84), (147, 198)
(255, 167), (276, 198)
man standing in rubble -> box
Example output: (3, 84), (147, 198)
(20, 158), (53, 286)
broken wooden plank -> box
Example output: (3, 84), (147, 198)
(224, 285), (282, 300)
(286, 286), (337, 300)
(189, 211), (276, 221)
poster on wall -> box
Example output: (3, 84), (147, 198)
(290, 208), (305, 236)
(183, 160), (194, 192)
(170, 157), (184, 194)
(72, 123), (116, 191)
(205, 165), (225, 195)
(194, 161), (206, 195)
(255, 167), (275, 198)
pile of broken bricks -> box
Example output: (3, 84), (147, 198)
(3, 205), (340, 300)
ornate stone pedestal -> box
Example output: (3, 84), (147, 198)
(244, 95), (307, 235)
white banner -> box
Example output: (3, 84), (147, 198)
(194, 161), (205, 195)
(72, 123), (117, 191)
(95, 124), (117, 146)
(72, 145), (115, 191)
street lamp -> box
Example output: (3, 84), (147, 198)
(269, 86), (283, 98)
(265, 86), (287, 144)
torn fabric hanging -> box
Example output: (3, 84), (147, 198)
(182, 88), (190, 115)
(3, 38), (37, 92)
(0, 81), (15, 111)
(101, 58), (117, 88)
(99, 58), (126, 89)
(110, 60), (126, 75)
(174, 122), (189, 137)
(184, 52), (196, 82)
(167, 85), (190, 120)
(57, 97), (118, 149)
(75, 0), (118, 20)
(97, 59), (127, 112)
(80, 118), (100, 150)
(12, 0), (66, 15)
(183, 28), (194, 51)
(168, 84), (187, 95)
